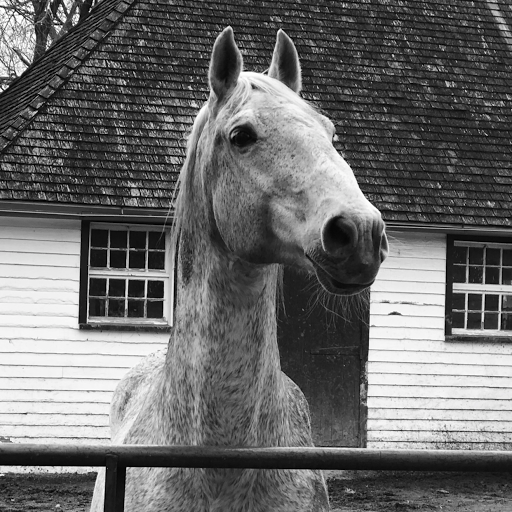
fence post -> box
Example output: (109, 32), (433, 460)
(104, 454), (126, 512)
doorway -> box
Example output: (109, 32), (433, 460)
(277, 269), (369, 447)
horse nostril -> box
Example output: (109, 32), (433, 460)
(322, 216), (357, 256)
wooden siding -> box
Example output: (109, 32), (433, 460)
(368, 230), (512, 450)
(3, 217), (512, 465)
(0, 217), (169, 458)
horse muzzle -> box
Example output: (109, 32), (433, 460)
(306, 213), (388, 296)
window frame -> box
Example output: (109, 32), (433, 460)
(79, 221), (174, 330)
(445, 235), (512, 342)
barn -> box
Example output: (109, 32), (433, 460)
(0, 0), (511, 465)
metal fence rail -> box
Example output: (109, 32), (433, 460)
(1, 444), (512, 512)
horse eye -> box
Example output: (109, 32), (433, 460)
(230, 128), (256, 148)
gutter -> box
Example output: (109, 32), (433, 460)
(0, 200), (172, 223)
(385, 221), (512, 236)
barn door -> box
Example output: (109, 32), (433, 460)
(277, 269), (369, 447)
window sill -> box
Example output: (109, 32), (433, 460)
(446, 334), (512, 343)
(79, 323), (172, 333)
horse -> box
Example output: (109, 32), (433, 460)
(90, 27), (388, 512)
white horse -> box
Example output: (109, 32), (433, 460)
(91, 27), (388, 512)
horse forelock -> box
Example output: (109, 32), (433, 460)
(224, 71), (319, 118)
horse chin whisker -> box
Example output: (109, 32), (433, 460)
(306, 278), (370, 327)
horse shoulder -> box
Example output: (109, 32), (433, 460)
(282, 371), (314, 447)
(91, 350), (167, 512)
(110, 349), (166, 438)
(282, 372), (330, 511)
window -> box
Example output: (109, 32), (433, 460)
(446, 237), (512, 337)
(80, 223), (173, 328)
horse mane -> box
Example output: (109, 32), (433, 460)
(170, 103), (210, 258)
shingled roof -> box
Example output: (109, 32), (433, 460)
(0, 0), (511, 227)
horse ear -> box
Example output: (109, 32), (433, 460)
(268, 29), (302, 94)
(209, 27), (243, 103)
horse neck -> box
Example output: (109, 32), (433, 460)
(161, 218), (287, 447)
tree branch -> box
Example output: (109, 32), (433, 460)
(13, 47), (31, 66)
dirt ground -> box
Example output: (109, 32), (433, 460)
(327, 471), (511, 511)
(0, 470), (510, 511)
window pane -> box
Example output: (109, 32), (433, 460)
(90, 249), (107, 267)
(89, 278), (106, 296)
(486, 248), (501, 266)
(130, 231), (146, 249)
(484, 295), (499, 311)
(128, 280), (145, 298)
(468, 294), (482, 311)
(452, 293), (465, 310)
(149, 232), (165, 250)
(91, 229), (108, 247)
(147, 300), (164, 318)
(453, 265), (466, 283)
(148, 280), (164, 298)
(110, 230), (127, 248)
(485, 266), (500, 285)
(453, 245), (467, 264)
(148, 251), (165, 270)
(503, 268), (512, 286)
(484, 313), (498, 330)
(109, 279), (126, 297)
(128, 299), (144, 318)
(110, 250), (127, 269)
(503, 250), (512, 266)
(467, 312), (482, 330)
(469, 247), (483, 265)
(129, 251), (146, 269)
(108, 299), (125, 317)
(468, 266), (483, 284)
(501, 313), (512, 331)
(502, 295), (512, 312)
(452, 311), (465, 329)
(89, 298), (105, 316)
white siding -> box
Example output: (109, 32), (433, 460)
(0, 217), (169, 469)
(368, 230), (512, 450)
(3, 218), (512, 468)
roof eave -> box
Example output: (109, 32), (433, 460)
(386, 221), (512, 237)
(1, 201), (510, 236)
(0, 200), (172, 222)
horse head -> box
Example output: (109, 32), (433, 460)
(189, 27), (388, 296)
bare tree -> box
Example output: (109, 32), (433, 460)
(0, 0), (100, 87)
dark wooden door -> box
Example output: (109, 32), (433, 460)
(277, 269), (368, 447)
